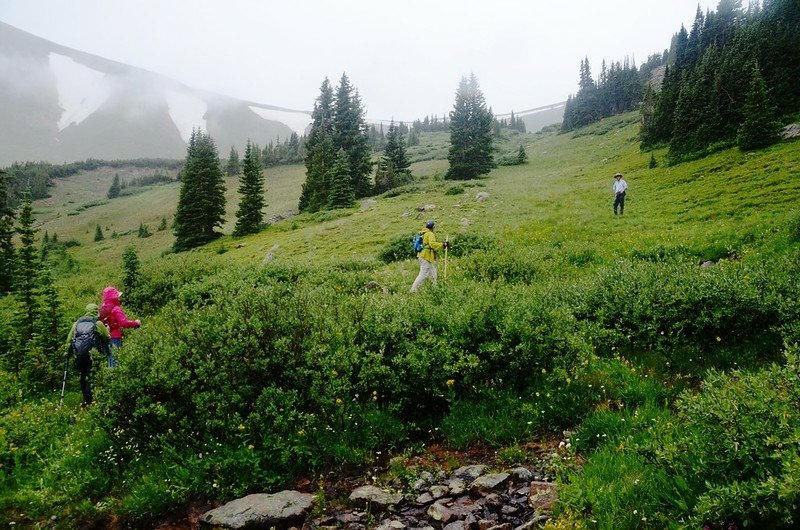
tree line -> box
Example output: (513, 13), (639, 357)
(561, 0), (799, 161)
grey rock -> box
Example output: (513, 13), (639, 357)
(509, 467), (532, 482)
(337, 512), (364, 523)
(444, 521), (471, 530)
(427, 502), (454, 524)
(415, 492), (434, 505)
(429, 485), (450, 499)
(262, 244), (280, 264)
(501, 505), (519, 515)
(460, 217), (471, 227)
(475, 192), (490, 202)
(448, 478), (467, 495)
(360, 199), (377, 211)
(485, 524), (512, 530)
(484, 493), (503, 509)
(413, 478), (429, 492)
(453, 465), (487, 481)
(349, 485), (403, 508)
(199, 490), (314, 529)
(701, 260), (715, 268)
(375, 519), (406, 530)
(420, 471), (435, 483)
(470, 473), (510, 492)
(781, 123), (800, 140)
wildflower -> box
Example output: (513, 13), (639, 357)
(238, 424), (246, 431)
(247, 444), (254, 450)
(446, 379), (455, 387)
(535, 391), (540, 397)
(336, 398), (343, 405)
(716, 336), (722, 342)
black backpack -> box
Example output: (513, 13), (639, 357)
(72, 316), (97, 357)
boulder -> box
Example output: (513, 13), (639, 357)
(509, 467), (532, 483)
(199, 490), (314, 529)
(475, 192), (490, 202)
(448, 478), (467, 495)
(427, 502), (454, 524)
(781, 123), (800, 140)
(349, 485), (404, 509)
(453, 465), (487, 481)
(361, 199), (377, 211)
(470, 473), (510, 492)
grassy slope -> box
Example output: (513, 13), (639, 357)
(37, 111), (800, 295)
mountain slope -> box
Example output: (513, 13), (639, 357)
(0, 21), (311, 165)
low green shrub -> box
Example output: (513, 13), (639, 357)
(378, 234), (416, 263)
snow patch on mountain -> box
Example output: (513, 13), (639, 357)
(248, 106), (311, 136)
(165, 90), (208, 142)
(49, 52), (110, 131)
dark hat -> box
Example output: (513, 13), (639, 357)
(426, 220), (435, 229)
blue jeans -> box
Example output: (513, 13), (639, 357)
(108, 338), (122, 368)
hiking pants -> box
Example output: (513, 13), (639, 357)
(614, 192), (626, 215)
(75, 352), (93, 406)
(108, 338), (122, 368)
(411, 258), (438, 292)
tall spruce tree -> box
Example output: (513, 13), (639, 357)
(107, 173), (121, 199)
(333, 74), (373, 198)
(0, 169), (14, 295)
(173, 129), (226, 252)
(12, 190), (38, 371)
(234, 140), (266, 236)
(384, 120), (411, 175)
(327, 149), (355, 209)
(300, 78), (335, 213)
(226, 146), (241, 176)
(446, 74), (495, 180)
(738, 63), (782, 151)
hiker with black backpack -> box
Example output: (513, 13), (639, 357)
(64, 303), (110, 408)
(410, 220), (448, 292)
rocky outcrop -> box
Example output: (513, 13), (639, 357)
(199, 490), (314, 529)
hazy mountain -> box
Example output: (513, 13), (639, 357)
(0, 21), (312, 166)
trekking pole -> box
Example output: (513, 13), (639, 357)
(59, 353), (69, 408)
(444, 235), (449, 282)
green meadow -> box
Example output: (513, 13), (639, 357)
(3, 113), (800, 528)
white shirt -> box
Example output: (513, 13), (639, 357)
(613, 178), (628, 194)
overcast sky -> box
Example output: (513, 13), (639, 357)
(0, 0), (719, 122)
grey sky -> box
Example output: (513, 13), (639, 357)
(0, 0), (719, 122)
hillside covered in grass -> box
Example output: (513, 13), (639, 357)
(2, 111), (800, 528)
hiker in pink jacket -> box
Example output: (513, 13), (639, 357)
(99, 286), (140, 367)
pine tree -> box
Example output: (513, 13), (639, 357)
(137, 222), (151, 238)
(94, 224), (104, 242)
(234, 140), (266, 236)
(446, 74), (495, 180)
(226, 146), (241, 176)
(649, 153), (658, 168)
(34, 265), (62, 359)
(107, 173), (121, 199)
(11, 191), (38, 371)
(738, 63), (782, 151)
(327, 149), (355, 209)
(516, 145), (528, 164)
(122, 245), (141, 308)
(373, 157), (396, 195)
(333, 75), (373, 198)
(173, 129), (227, 252)
(384, 121), (411, 176)
(0, 169), (14, 295)
(300, 78), (335, 213)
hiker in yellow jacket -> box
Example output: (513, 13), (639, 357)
(410, 220), (448, 292)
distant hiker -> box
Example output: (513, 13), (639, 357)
(613, 172), (628, 215)
(410, 220), (448, 292)
(65, 303), (110, 407)
(99, 286), (140, 367)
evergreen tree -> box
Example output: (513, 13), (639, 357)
(446, 74), (495, 180)
(107, 173), (121, 199)
(516, 145), (528, 164)
(157, 217), (168, 231)
(137, 222), (151, 238)
(384, 120), (411, 176)
(234, 140), (266, 236)
(94, 224), (104, 242)
(333, 74), (373, 198)
(226, 146), (241, 176)
(373, 157), (396, 195)
(173, 129), (227, 252)
(12, 190), (38, 371)
(649, 153), (658, 168)
(33, 265), (62, 360)
(738, 63), (782, 151)
(327, 149), (355, 209)
(0, 169), (14, 295)
(300, 78), (335, 212)
(122, 245), (141, 307)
